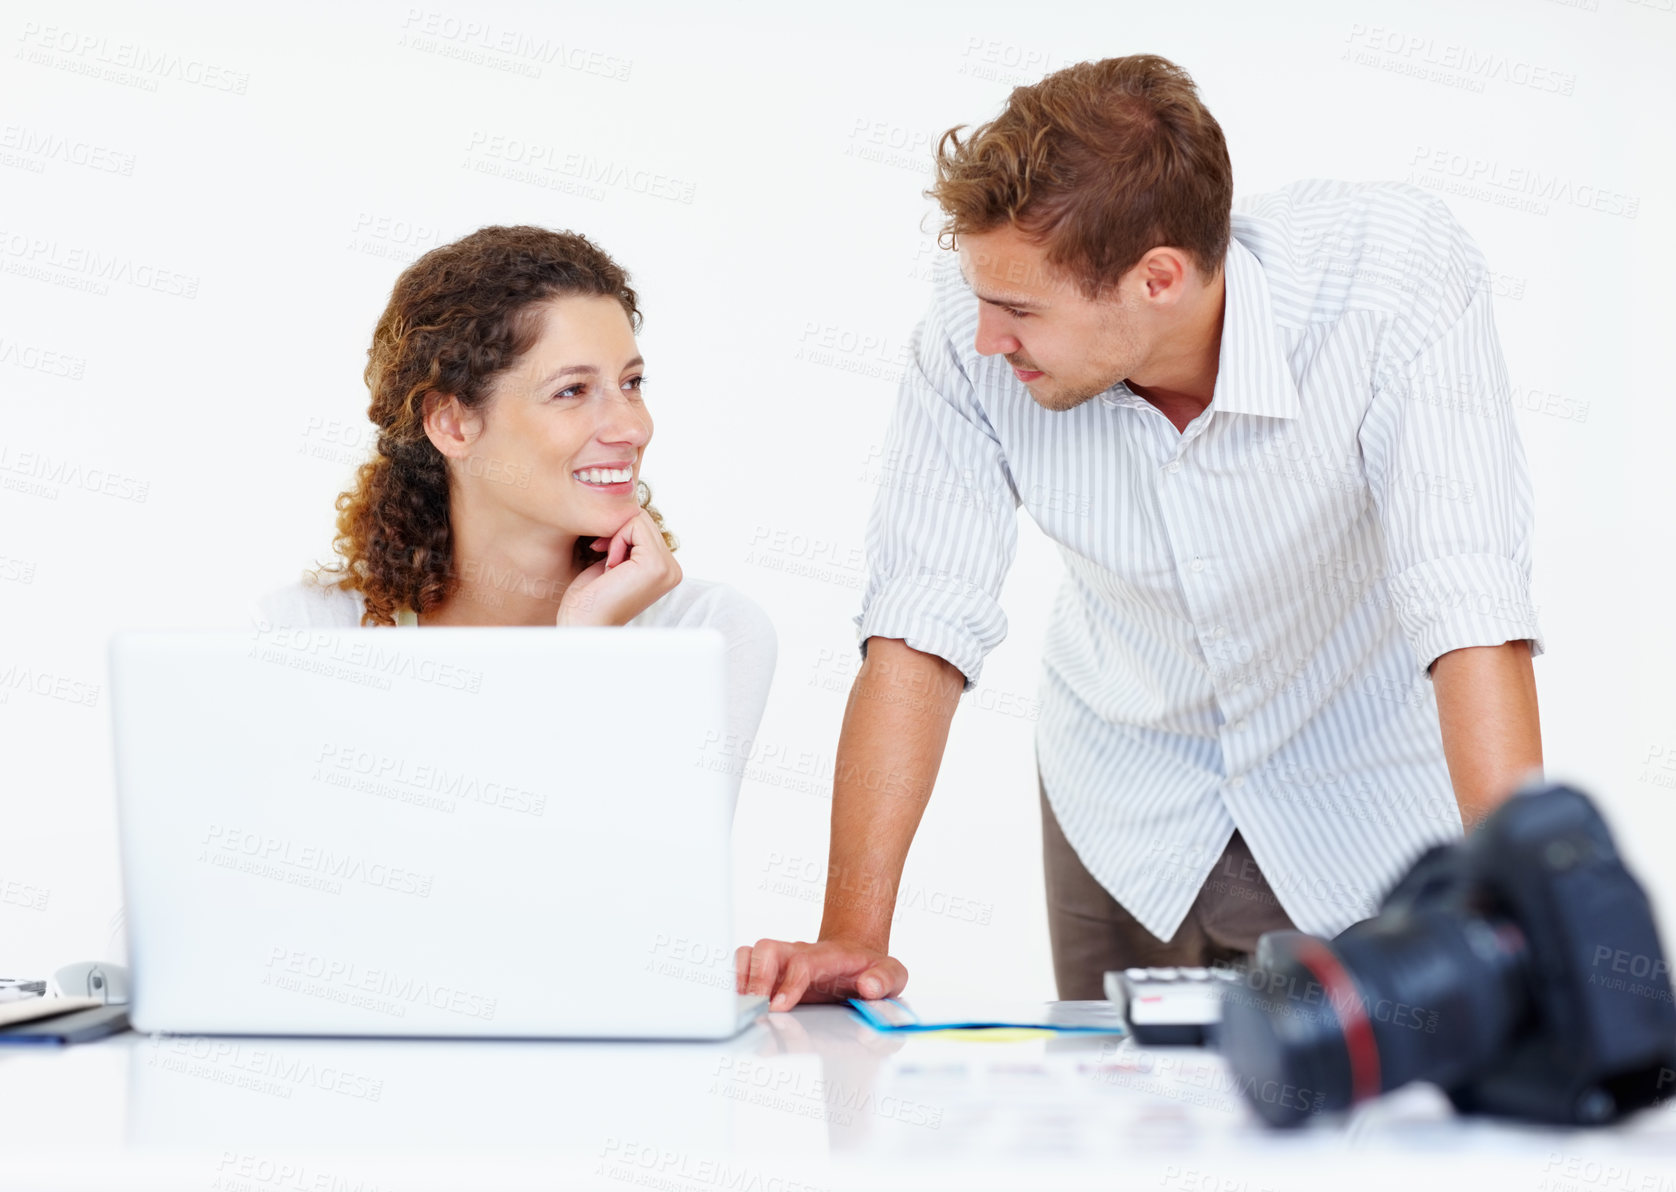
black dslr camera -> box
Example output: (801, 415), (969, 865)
(1218, 783), (1676, 1127)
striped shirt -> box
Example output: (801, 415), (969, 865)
(855, 178), (1544, 940)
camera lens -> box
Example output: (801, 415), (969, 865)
(1218, 909), (1528, 1126)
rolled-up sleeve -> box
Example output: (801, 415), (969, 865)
(1359, 200), (1545, 676)
(853, 285), (1021, 690)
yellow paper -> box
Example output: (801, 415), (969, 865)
(924, 1027), (1057, 1042)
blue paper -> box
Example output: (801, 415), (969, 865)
(848, 997), (1126, 1034)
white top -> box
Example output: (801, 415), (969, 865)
(251, 574), (777, 813)
(856, 178), (1543, 940)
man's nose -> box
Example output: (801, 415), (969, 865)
(972, 307), (1019, 357)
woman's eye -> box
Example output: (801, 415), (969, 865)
(624, 375), (646, 394)
(554, 384), (585, 400)
(1005, 307), (1031, 319)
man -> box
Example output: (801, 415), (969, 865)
(739, 54), (1543, 1004)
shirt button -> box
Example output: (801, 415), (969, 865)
(1212, 625), (1226, 639)
(1232, 720), (1247, 732)
(1189, 558), (1205, 573)
(1165, 460), (1182, 474)
(1230, 776), (1246, 789)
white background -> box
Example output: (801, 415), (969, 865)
(1, 0), (1671, 1002)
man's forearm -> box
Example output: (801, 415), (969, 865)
(819, 638), (964, 951)
(1431, 640), (1543, 831)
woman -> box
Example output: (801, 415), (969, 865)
(254, 225), (775, 808)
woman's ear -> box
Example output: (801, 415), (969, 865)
(421, 391), (479, 460)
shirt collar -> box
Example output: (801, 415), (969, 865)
(1095, 234), (1300, 420)
(1206, 234), (1300, 420)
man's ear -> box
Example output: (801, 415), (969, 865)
(421, 391), (479, 460)
(1136, 247), (1190, 304)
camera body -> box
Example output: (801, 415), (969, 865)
(1219, 784), (1676, 1126)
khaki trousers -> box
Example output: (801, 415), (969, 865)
(1039, 777), (1297, 1000)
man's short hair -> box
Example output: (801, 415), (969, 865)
(929, 54), (1233, 297)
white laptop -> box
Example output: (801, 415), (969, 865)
(108, 624), (765, 1039)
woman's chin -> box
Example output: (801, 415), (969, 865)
(577, 509), (639, 537)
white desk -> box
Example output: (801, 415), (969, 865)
(2, 1005), (1673, 1191)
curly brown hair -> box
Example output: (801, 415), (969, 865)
(314, 225), (676, 626)
(929, 54), (1233, 297)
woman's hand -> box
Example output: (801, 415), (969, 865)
(556, 507), (682, 627)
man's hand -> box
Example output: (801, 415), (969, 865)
(735, 938), (909, 1011)
(557, 508), (681, 626)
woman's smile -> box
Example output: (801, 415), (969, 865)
(572, 460), (637, 494)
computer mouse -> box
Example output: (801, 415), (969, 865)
(53, 961), (130, 1005)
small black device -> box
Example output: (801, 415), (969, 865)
(1218, 783), (1676, 1127)
(1105, 966), (1243, 1046)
